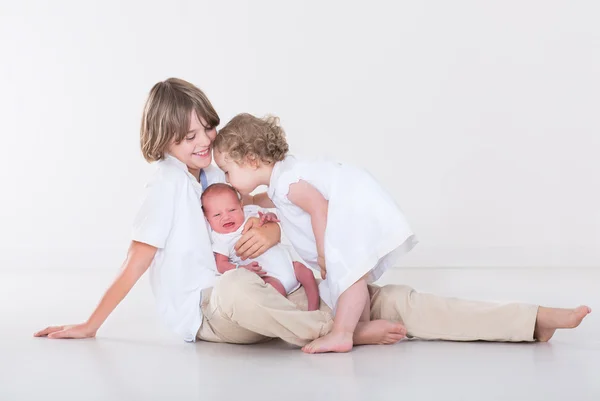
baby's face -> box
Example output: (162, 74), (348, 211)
(203, 191), (245, 234)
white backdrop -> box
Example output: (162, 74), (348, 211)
(1, 0), (598, 270)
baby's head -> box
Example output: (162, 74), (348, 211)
(213, 113), (289, 195)
(201, 184), (245, 234)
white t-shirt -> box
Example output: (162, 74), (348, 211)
(210, 206), (301, 294)
(267, 155), (417, 311)
(132, 154), (225, 342)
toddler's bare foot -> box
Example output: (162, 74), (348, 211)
(354, 320), (407, 345)
(302, 331), (353, 354)
(534, 305), (591, 342)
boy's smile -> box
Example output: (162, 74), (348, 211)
(168, 111), (217, 178)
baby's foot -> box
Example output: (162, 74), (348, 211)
(354, 320), (407, 345)
(534, 305), (591, 342)
(302, 331), (353, 354)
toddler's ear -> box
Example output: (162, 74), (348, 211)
(245, 153), (260, 169)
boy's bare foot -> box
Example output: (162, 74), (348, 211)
(354, 320), (407, 345)
(302, 331), (353, 354)
(534, 305), (592, 342)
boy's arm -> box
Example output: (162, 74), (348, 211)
(293, 262), (320, 311)
(34, 240), (156, 339)
(236, 220), (281, 260)
(287, 180), (328, 278)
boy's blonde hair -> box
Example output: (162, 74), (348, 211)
(140, 78), (220, 162)
(213, 113), (289, 164)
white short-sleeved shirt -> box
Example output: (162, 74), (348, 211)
(132, 154), (225, 342)
(267, 155), (417, 311)
(210, 206), (300, 294)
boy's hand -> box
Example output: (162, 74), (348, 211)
(236, 218), (280, 260)
(242, 217), (261, 233)
(240, 261), (267, 276)
(258, 211), (280, 226)
(317, 255), (327, 279)
(34, 323), (97, 339)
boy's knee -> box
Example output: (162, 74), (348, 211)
(370, 284), (414, 321)
(378, 284), (414, 299)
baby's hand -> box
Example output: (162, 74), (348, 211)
(258, 211), (280, 226)
(240, 261), (267, 276)
(317, 256), (326, 280)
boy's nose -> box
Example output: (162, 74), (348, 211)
(197, 131), (213, 146)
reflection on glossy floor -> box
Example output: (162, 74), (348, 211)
(2, 268), (598, 401)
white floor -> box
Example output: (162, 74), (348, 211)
(2, 268), (599, 401)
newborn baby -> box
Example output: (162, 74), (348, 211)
(201, 183), (320, 310)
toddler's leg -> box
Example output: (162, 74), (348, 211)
(262, 276), (286, 297)
(302, 278), (370, 354)
(285, 283), (407, 346)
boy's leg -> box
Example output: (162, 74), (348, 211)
(368, 284), (590, 342)
(302, 278), (370, 354)
(533, 305), (591, 341)
(203, 269), (333, 346)
(368, 284), (537, 341)
(262, 276), (286, 297)
(198, 287), (269, 344)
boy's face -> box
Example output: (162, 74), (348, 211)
(203, 190), (245, 234)
(214, 150), (261, 195)
(168, 111), (217, 177)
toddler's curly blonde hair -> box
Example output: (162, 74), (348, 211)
(213, 113), (289, 164)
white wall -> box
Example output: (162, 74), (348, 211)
(1, 0), (598, 270)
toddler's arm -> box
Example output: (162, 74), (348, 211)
(287, 180), (328, 278)
(293, 261), (320, 311)
(244, 192), (276, 208)
(34, 240), (156, 339)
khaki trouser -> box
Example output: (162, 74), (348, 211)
(197, 269), (538, 345)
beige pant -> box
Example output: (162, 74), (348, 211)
(197, 269), (538, 345)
